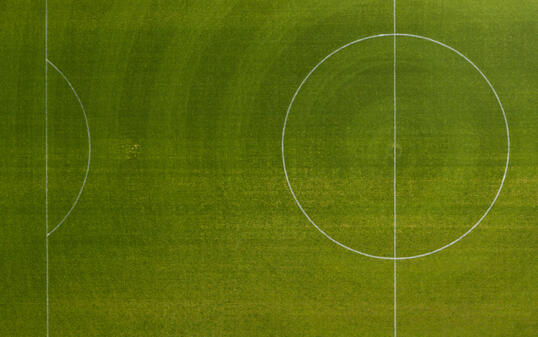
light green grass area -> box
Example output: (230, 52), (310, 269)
(0, 1), (536, 336)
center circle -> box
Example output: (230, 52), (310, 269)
(281, 33), (510, 260)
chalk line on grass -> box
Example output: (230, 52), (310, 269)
(281, 33), (510, 261)
(46, 59), (91, 237)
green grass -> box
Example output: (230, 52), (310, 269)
(0, 0), (536, 336)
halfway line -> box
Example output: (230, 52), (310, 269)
(393, 0), (397, 336)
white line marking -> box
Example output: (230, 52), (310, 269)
(281, 33), (510, 260)
(393, 1), (397, 336)
(44, 1), (49, 335)
(46, 59), (91, 237)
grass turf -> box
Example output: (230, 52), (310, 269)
(0, 0), (536, 336)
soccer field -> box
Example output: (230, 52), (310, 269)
(1, 0), (536, 336)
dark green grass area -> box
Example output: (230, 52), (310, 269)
(0, 0), (536, 336)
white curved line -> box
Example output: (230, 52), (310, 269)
(281, 33), (510, 260)
(46, 59), (91, 237)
